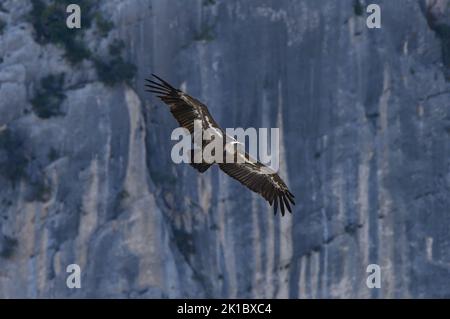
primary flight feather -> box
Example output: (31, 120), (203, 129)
(145, 74), (295, 215)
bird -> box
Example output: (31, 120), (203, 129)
(145, 74), (295, 215)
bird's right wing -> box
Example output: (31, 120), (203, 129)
(145, 74), (220, 133)
(145, 74), (220, 173)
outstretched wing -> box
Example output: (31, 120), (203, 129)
(219, 160), (295, 216)
(145, 74), (220, 133)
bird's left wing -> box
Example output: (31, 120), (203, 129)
(219, 161), (295, 216)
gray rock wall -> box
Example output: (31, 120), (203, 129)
(0, 0), (449, 298)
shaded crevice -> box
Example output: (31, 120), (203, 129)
(420, 0), (450, 80)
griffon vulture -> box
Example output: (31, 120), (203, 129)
(145, 74), (295, 215)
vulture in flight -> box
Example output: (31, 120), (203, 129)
(145, 74), (295, 215)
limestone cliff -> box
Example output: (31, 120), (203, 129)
(0, 0), (449, 298)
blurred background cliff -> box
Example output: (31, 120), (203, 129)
(0, 0), (449, 298)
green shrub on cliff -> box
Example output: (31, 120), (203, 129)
(94, 39), (136, 86)
(29, 0), (92, 64)
(0, 128), (29, 183)
(31, 74), (66, 119)
(29, 1), (136, 85)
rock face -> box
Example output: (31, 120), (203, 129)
(0, 0), (449, 298)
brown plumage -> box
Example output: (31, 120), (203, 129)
(145, 74), (295, 215)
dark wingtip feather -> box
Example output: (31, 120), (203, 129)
(145, 88), (169, 96)
(146, 79), (172, 91)
(286, 192), (295, 205)
(145, 88), (161, 94)
(273, 196), (278, 215)
(151, 74), (177, 90)
(279, 195), (285, 216)
(288, 197), (295, 206)
(282, 194), (292, 213)
(145, 89), (168, 96)
(145, 83), (170, 93)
